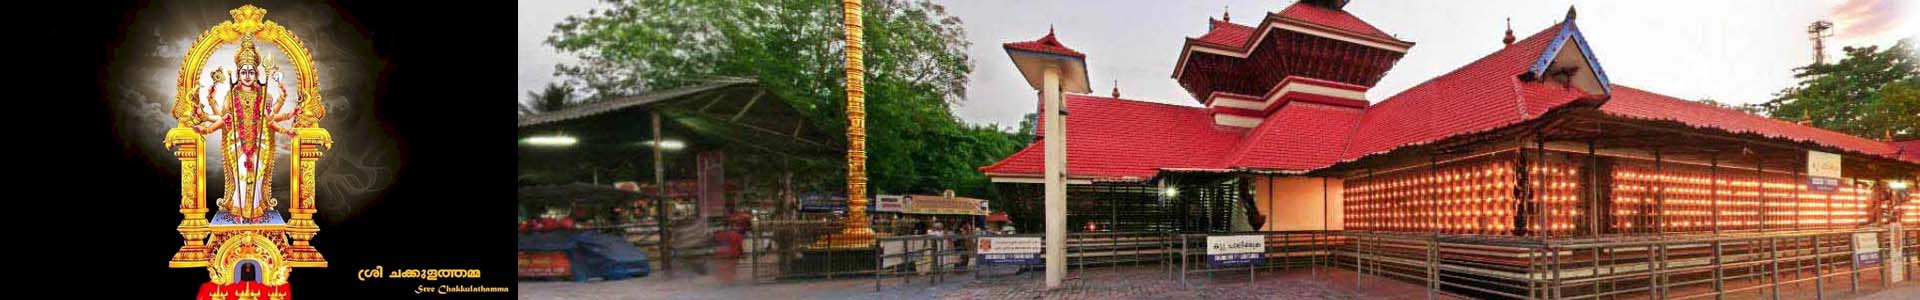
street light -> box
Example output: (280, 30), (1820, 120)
(1891, 180), (1909, 191)
(523, 135), (577, 146)
(1162, 187), (1178, 198)
(641, 139), (686, 150)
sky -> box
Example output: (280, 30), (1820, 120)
(519, 0), (1917, 128)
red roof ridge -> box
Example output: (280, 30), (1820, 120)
(1074, 94), (1255, 133)
(1368, 22), (1566, 109)
(1210, 19), (1252, 30)
(1192, 20), (1257, 49)
(1067, 94), (1209, 111)
(1224, 101), (1366, 171)
(1894, 139), (1920, 163)
(1334, 101), (1368, 166)
(1003, 30), (1086, 58)
(1185, 2), (1412, 52)
(978, 142), (1041, 172)
(982, 93), (1251, 179)
(1602, 84), (1906, 162)
(1507, 75), (1531, 120)
(1275, 2), (1398, 41)
(1329, 21), (1580, 163)
(1608, 84), (1884, 140)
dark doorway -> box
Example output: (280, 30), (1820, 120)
(237, 261), (260, 282)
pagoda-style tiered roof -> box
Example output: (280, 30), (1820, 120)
(1174, 2), (1413, 109)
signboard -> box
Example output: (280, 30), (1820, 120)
(1206, 235), (1266, 268)
(875, 195), (905, 213)
(798, 193), (848, 213)
(1808, 151), (1842, 192)
(634, 180), (700, 197)
(1857, 252), (1883, 266)
(1854, 232), (1881, 267)
(697, 152), (727, 217)
(517, 251), (572, 278)
(976, 237), (1043, 265)
(902, 194), (987, 215)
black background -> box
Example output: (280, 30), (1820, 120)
(34, 0), (514, 298)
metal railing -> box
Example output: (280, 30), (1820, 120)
(1172, 231), (1342, 287)
(746, 222), (1917, 299)
(747, 220), (877, 282)
(869, 233), (1000, 290)
(1532, 228), (1912, 300)
(1330, 227), (1918, 300)
(866, 231), (1183, 291)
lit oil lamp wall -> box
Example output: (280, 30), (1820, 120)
(1903, 189), (1920, 225)
(1343, 149), (1887, 238)
(1611, 163), (1873, 234)
(1342, 152), (1581, 236)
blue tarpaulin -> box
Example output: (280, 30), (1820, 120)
(518, 231), (651, 282)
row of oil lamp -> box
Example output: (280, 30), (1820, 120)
(1343, 157), (1893, 237)
(1904, 193), (1920, 225)
(1343, 158), (1582, 236)
(1610, 165), (1873, 233)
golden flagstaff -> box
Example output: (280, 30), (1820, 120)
(814, 0), (874, 248)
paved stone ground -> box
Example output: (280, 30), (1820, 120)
(520, 265), (1458, 300)
(928, 265), (1462, 300)
(520, 272), (896, 300)
(1601, 268), (1920, 300)
(518, 265), (1920, 300)
(1854, 283), (1920, 300)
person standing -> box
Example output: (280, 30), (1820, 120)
(709, 212), (750, 284)
(954, 221), (976, 267)
(920, 221), (946, 275)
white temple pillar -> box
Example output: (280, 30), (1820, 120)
(1043, 65), (1068, 289)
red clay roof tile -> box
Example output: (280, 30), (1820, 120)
(1003, 30), (1085, 59)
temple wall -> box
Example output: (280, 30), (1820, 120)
(1340, 151), (1566, 236)
(1252, 175), (1345, 231)
(1606, 158), (1875, 234)
(1338, 148), (1898, 238)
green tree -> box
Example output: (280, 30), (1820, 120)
(1013, 112), (1037, 143)
(1762, 39), (1919, 140)
(546, 0), (1021, 197)
(520, 82), (577, 115)
(1695, 98), (1765, 115)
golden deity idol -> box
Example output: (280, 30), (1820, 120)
(165, 4), (331, 297)
(194, 36), (295, 223)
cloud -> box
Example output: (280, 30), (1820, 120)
(1830, 0), (1909, 40)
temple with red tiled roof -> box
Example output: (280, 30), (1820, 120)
(981, 1), (1917, 240)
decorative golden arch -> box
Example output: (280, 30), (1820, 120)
(208, 231), (292, 285)
(167, 3), (331, 271)
(172, 4), (325, 128)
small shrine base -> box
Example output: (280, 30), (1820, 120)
(197, 281), (289, 300)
